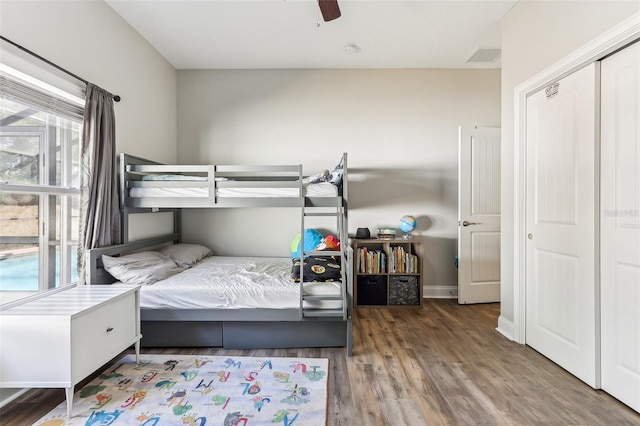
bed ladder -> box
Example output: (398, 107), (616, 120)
(299, 200), (350, 322)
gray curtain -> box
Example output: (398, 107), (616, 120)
(77, 83), (120, 284)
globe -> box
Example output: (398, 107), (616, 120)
(399, 215), (416, 237)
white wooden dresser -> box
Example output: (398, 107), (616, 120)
(0, 284), (141, 418)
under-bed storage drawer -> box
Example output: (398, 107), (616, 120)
(223, 321), (346, 349)
(140, 321), (223, 347)
(356, 275), (387, 306)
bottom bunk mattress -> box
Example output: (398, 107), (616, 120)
(138, 256), (342, 310)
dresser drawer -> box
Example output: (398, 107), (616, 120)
(71, 292), (137, 382)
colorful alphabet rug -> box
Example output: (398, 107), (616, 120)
(34, 353), (329, 426)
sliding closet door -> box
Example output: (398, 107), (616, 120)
(600, 41), (640, 413)
(525, 63), (598, 387)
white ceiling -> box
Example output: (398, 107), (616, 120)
(105, 0), (516, 70)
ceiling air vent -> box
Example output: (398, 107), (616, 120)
(466, 48), (502, 63)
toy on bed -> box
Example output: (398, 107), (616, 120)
(302, 162), (344, 186)
(290, 229), (323, 258)
(290, 229), (341, 258)
(317, 235), (340, 251)
(291, 229), (342, 282)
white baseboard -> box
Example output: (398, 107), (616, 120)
(0, 388), (29, 409)
(423, 285), (458, 299)
(496, 315), (515, 341)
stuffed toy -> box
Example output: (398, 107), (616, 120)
(316, 235), (340, 251)
(290, 228), (324, 258)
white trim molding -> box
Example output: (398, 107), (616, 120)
(512, 12), (640, 345)
(0, 388), (29, 409)
(423, 285), (458, 299)
(496, 315), (514, 340)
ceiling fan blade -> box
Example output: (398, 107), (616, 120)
(318, 0), (341, 22)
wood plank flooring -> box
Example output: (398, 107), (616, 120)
(2, 299), (639, 425)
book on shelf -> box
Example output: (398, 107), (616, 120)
(357, 247), (386, 274)
(389, 245), (418, 274)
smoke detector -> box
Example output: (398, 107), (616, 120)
(344, 44), (360, 54)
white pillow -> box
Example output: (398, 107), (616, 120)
(158, 243), (212, 269)
(102, 251), (183, 285)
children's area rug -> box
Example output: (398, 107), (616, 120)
(34, 354), (329, 426)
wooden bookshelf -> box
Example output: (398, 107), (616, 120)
(353, 238), (423, 307)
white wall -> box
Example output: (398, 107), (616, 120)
(0, 0), (178, 162)
(500, 1), (639, 325)
(178, 69), (500, 291)
(0, 0), (177, 406)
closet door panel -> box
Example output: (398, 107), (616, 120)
(601, 41), (640, 413)
(525, 63), (598, 387)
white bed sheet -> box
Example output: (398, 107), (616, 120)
(138, 256), (342, 310)
(129, 182), (338, 198)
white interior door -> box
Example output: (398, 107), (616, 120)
(600, 41), (640, 412)
(525, 63), (598, 387)
(458, 126), (501, 304)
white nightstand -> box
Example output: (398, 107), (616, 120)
(0, 284), (141, 418)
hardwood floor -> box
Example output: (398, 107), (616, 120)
(1, 299), (639, 425)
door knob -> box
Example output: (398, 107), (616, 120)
(462, 221), (480, 226)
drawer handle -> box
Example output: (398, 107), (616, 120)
(106, 327), (114, 333)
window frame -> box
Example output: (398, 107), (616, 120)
(0, 73), (83, 296)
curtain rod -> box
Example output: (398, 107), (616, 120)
(0, 35), (121, 102)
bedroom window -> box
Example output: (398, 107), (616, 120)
(0, 73), (84, 299)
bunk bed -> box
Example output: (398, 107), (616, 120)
(87, 153), (352, 355)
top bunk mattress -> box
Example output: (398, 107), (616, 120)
(129, 182), (338, 198)
(137, 256), (342, 310)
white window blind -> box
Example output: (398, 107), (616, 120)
(0, 74), (84, 121)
